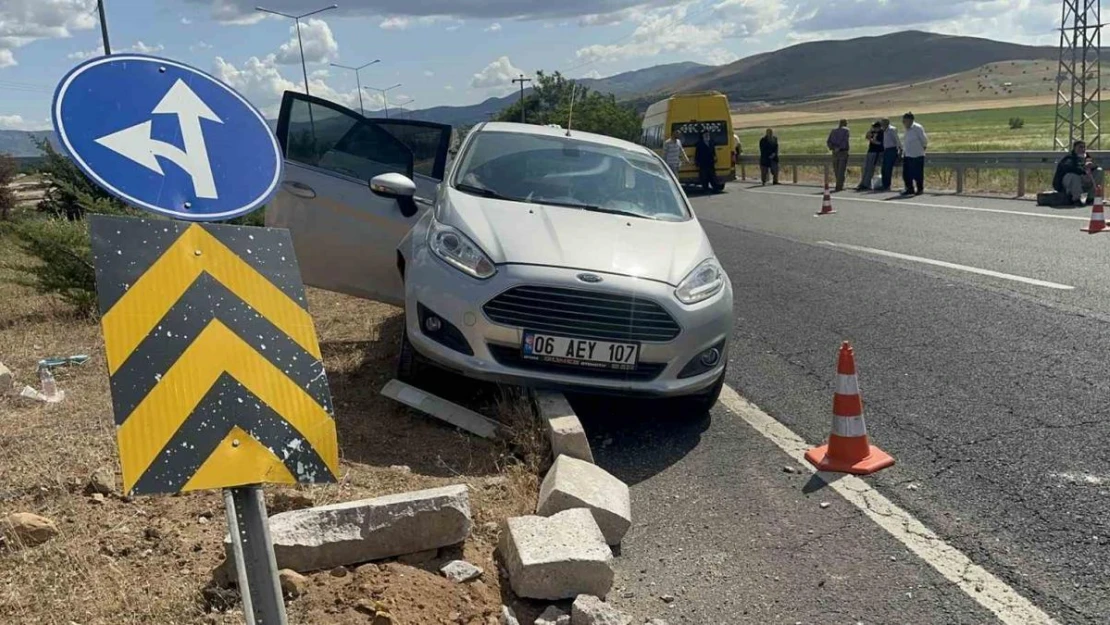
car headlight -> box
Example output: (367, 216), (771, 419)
(675, 257), (724, 304)
(427, 219), (496, 279)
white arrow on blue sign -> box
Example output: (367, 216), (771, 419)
(52, 54), (283, 222)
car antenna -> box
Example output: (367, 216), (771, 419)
(566, 83), (577, 137)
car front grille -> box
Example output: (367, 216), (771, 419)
(482, 286), (681, 342)
(487, 345), (667, 381)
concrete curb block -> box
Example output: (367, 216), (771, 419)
(535, 390), (594, 464)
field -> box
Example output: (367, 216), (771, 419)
(0, 224), (547, 624)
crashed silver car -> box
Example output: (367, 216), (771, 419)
(269, 92), (734, 412)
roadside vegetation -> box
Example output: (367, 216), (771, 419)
(495, 70), (642, 142)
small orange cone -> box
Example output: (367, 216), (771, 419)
(816, 182), (835, 215)
(804, 342), (894, 475)
(1082, 184), (1106, 233)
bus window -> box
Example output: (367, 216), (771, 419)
(672, 120), (729, 147)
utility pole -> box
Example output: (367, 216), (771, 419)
(364, 83), (401, 117)
(97, 0), (111, 54)
(256, 4), (339, 97)
(1053, 0), (1102, 150)
(331, 59), (380, 115)
(512, 74), (532, 123)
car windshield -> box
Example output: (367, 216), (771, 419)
(452, 130), (689, 221)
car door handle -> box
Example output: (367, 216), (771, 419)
(282, 181), (317, 199)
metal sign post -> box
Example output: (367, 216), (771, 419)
(54, 54), (336, 625)
(225, 486), (287, 625)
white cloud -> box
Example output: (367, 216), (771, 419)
(445, 22), (463, 31)
(68, 40), (165, 61)
(574, 4), (740, 66)
(485, 22), (502, 32)
(213, 54), (374, 117)
(444, 85), (454, 91)
(275, 18), (338, 64)
(0, 0), (98, 67)
(181, 17), (193, 25)
(0, 114), (50, 131)
(580, 70), (602, 79)
(471, 56), (528, 90)
(67, 47), (99, 61)
(379, 16), (410, 30)
(190, 40), (214, 52)
(130, 41), (164, 54)
(190, 0), (671, 23)
(423, 70), (435, 77)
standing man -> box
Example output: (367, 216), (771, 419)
(900, 112), (928, 196)
(857, 121), (883, 190)
(826, 119), (850, 191)
(662, 129), (691, 178)
(879, 118), (901, 191)
(759, 128), (780, 185)
(695, 130), (719, 193)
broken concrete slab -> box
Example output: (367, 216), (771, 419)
(245, 485), (471, 573)
(571, 595), (631, 625)
(0, 362), (12, 392)
(499, 508), (613, 600)
(536, 390), (594, 463)
(537, 455), (631, 546)
(441, 559), (483, 583)
(381, 379), (500, 439)
(536, 605), (570, 625)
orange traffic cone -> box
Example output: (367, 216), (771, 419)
(804, 342), (894, 475)
(1082, 184), (1106, 233)
(816, 182), (835, 215)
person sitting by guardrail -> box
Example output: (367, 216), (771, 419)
(1053, 140), (1096, 207)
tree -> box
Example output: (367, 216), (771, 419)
(495, 71), (642, 142)
(0, 154), (16, 221)
(35, 139), (121, 221)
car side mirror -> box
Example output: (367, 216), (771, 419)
(370, 172), (419, 218)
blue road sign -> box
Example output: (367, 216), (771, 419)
(52, 54), (283, 221)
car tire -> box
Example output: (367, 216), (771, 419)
(397, 331), (428, 384)
(674, 367), (726, 415)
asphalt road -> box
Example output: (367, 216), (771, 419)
(571, 185), (1110, 624)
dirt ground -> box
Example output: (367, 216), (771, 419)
(733, 59), (1064, 129)
(0, 235), (547, 625)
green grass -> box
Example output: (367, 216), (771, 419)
(737, 104), (1082, 155)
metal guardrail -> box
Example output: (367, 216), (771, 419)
(736, 152), (1107, 196)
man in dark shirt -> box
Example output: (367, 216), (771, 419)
(759, 128), (780, 185)
(1053, 140), (1095, 207)
(826, 119), (850, 191)
(695, 131), (719, 193)
(857, 121), (883, 190)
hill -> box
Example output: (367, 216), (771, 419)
(412, 61), (709, 126)
(657, 31), (1058, 108)
(0, 130), (58, 158)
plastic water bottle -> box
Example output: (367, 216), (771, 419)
(39, 365), (57, 400)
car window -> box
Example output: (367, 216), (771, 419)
(284, 98), (413, 180)
(453, 131), (689, 221)
(373, 121), (451, 180)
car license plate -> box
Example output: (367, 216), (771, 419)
(521, 332), (639, 371)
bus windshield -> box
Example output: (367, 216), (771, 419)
(672, 120), (729, 146)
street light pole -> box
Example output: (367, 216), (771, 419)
(256, 4), (339, 97)
(395, 98), (416, 118)
(331, 59), (380, 116)
(97, 0), (112, 54)
(365, 83), (401, 118)
(512, 74), (532, 123)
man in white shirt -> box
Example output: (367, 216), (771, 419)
(662, 130), (690, 177)
(901, 112), (928, 196)
(879, 118), (901, 191)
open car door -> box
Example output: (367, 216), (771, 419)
(267, 91), (452, 306)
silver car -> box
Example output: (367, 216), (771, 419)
(268, 91), (733, 412)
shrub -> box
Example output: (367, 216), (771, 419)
(1009, 117), (1026, 130)
(0, 153), (15, 221)
(3, 218), (98, 316)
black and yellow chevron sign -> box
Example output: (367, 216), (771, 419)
(89, 215), (339, 496)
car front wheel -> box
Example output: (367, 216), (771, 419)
(672, 367), (726, 415)
(397, 331), (430, 384)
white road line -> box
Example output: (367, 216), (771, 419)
(818, 241), (1075, 290)
(740, 186), (1089, 222)
(717, 384), (1061, 625)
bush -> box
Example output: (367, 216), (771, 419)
(0, 153), (15, 221)
(1009, 117), (1026, 130)
(3, 218), (98, 316)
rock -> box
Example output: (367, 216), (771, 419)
(500, 605), (520, 625)
(0, 362), (11, 392)
(535, 605), (570, 625)
(389, 465), (412, 474)
(819, 502), (831, 509)
(782, 466), (797, 474)
(372, 612), (394, 625)
(243, 485), (472, 573)
(278, 569), (308, 598)
(537, 455), (631, 545)
(330, 565), (349, 577)
(85, 467), (116, 496)
(645, 620), (669, 625)
(1, 512), (59, 547)
(440, 559), (483, 583)
(659, 594), (675, 604)
(570, 595), (631, 625)
(536, 391), (594, 463)
(90, 493), (106, 505)
(270, 491), (315, 513)
(397, 548), (439, 565)
(499, 508), (613, 600)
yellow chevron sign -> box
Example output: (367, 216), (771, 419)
(89, 215), (338, 496)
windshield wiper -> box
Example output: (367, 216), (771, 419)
(540, 199), (646, 219)
(455, 183), (520, 202)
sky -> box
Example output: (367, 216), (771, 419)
(0, 0), (1063, 131)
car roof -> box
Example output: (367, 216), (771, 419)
(477, 121), (654, 156)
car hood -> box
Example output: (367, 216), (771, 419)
(437, 187), (715, 286)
